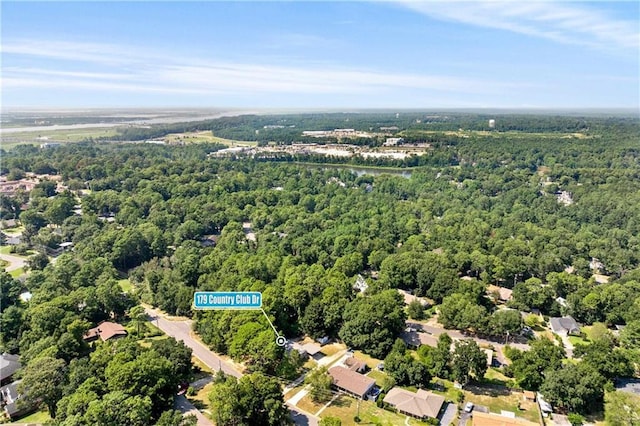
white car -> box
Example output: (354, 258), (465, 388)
(464, 402), (474, 413)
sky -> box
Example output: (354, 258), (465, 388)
(1, 1), (639, 109)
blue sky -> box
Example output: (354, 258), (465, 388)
(1, 1), (639, 109)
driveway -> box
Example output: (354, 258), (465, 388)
(174, 395), (213, 426)
(458, 412), (471, 426)
(439, 402), (457, 426)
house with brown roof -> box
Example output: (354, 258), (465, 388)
(328, 366), (375, 399)
(383, 387), (445, 420)
(487, 285), (513, 303)
(400, 330), (438, 349)
(83, 321), (128, 342)
(472, 411), (538, 426)
(343, 356), (367, 373)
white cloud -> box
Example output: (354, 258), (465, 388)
(1, 39), (526, 97)
(394, 0), (640, 51)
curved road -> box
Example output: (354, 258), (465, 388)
(0, 251), (27, 272)
(144, 307), (318, 426)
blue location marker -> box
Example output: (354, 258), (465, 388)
(193, 291), (262, 309)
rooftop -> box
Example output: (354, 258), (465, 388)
(472, 411), (539, 426)
(383, 387), (445, 419)
(83, 321), (128, 342)
(0, 354), (21, 382)
(328, 366), (375, 397)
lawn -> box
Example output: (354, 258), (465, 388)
(318, 394), (431, 426)
(353, 350), (384, 369)
(568, 335), (591, 346)
(9, 267), (24, 277)
(13, 409), (52, 423)
(118, 278), (133, 293)
(463, 384), (539, 423)
(2, 127), (121, 149)
(188, 381), (214, 412)
(366, 370), (389, 387)
(2, 225), (24, 235)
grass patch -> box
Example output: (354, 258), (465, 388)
(484, 368), (515, 387)
(284, 385), (305, 400)
(188, 381), (214, 411)
(0, 259), (8, 269)
(118, 278), (133, 293)
(320, 342), (345, 357)
(9, 267), (24, 277)
(320, 394), (430, 425)
(2, 127), (121, 149)
(463, 384), (539, 423)
(296, 394), (324, 415)
(353, 350), (384, 369)
(2, 225), (24, 235)
(13, 409), (52, 422)
(568, 335), (590, 346)
(366, 370), (389, 387)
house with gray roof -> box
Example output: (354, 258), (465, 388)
(549, 316), (580, 336)
(0, 354), (20, 386)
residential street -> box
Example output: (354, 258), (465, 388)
(0, 250), (27, 272)
(144, 306), (318, 426)
(144, 306), (241, 378)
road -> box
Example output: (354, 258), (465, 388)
(0, 251), (27, 272)
(144, 307), (318, 426)
(144, 307), (241, 378)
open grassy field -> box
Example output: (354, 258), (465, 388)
(1, 127), (121, 149)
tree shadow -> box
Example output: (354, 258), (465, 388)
(465, 383), (511, 397)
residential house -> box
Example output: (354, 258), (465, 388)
(353, 275), (368, 293)
(383, 387), (445, 420)
(472, 411), (538, 426)
(0, 219), (17, 230)
(83, 322), (128, 343)
(343, 356), (367, 373)
(400, 331), (438, 350)
(398, 289), (428, 306)
(549, 316), (580, 336)
(0, 354), (21, 386)
(0, 380), (35, 419)
(328, 366), (375, 399)
(487, 285), (513, 303)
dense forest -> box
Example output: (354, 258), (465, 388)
(1, 112), (639, 422)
